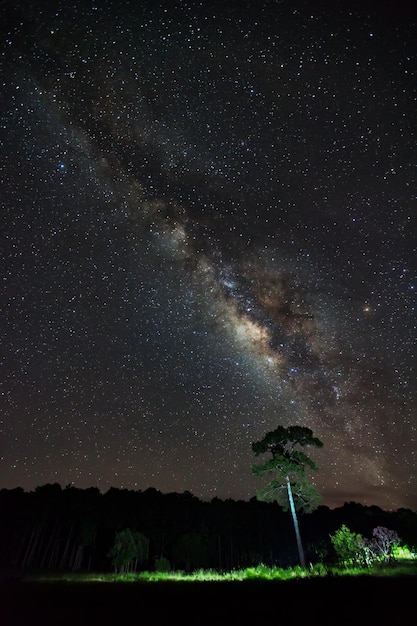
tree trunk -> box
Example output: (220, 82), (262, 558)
(72, 545), (83, 571)
(48, 534), (60, 570)
(41, 521), (59, 568)
(14, 526), (30, 567)
(59, 524), (73, 570)
(286, 477), (306, 567)
(22, 525), (44, 568)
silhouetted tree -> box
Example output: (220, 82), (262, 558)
(171, 532), (208, 571)
(362, 526), (401, 565)
(1, 482), (415, 574)
(108, 528), (149, 573)
(252, 425), (323, 567)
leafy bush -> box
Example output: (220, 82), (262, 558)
(330, 524), (405, 568)
(330, 525), (365, 567)
(362, 526), (400, 565)
(107, 528), (149, 573)
(154, 556), (171, 572)
(392, 545), (417, 561)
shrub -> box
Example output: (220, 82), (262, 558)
(154, 556), (171, 572)
(392, 545), (417, 561)
(330, 525), (365, 567)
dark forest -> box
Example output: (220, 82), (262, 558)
(1, 484), (416, 574)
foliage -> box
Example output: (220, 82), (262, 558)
(2, 484), (417, 574)
(132, 530), (149, 566)
(311, 562), (329, 577)
(330, 525), (365, 567)
(372, 526), (400, 561)
(154, 556), (171, 572)
(28, 560), (417, 584)
(330, 524), (403, 568)
(252, 425), (323, 567)
(362, 526), (401, 565)
(252, 425), (323, 472)
(108, 529), (136, 572)
(392, 545), (417, 560)
(171, 532), (208, 571)
(252, 425), (323, 513)
(108, 528), (149, 573)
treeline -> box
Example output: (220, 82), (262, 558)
(0, 484), (416, 573)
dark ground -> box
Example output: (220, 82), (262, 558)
(1, 574), (416, 626)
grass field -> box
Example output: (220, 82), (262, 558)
(1, 563), (416, 626)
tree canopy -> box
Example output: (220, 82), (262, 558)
(252, 425), (323, 513)
(252, 425), (324, 567)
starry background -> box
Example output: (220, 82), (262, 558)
(1, 0), (416, 511)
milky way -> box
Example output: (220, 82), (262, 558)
(1, 0), (416, 510)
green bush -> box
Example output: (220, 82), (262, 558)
(330, 524), (365, 567)
(154, 556), (171, 572)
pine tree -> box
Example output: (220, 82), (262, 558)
(252, 425), (323, 567)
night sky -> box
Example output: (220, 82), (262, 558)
(1, 0), (416, 511)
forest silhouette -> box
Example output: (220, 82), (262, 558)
(1, 483), (416, 574)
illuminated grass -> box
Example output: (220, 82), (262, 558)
(27, 560), (417, 585)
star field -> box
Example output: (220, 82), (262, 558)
(1, 0), (416, 510)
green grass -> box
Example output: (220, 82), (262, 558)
(5, 560), (417, 626)
(26, 560), (417, 584)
